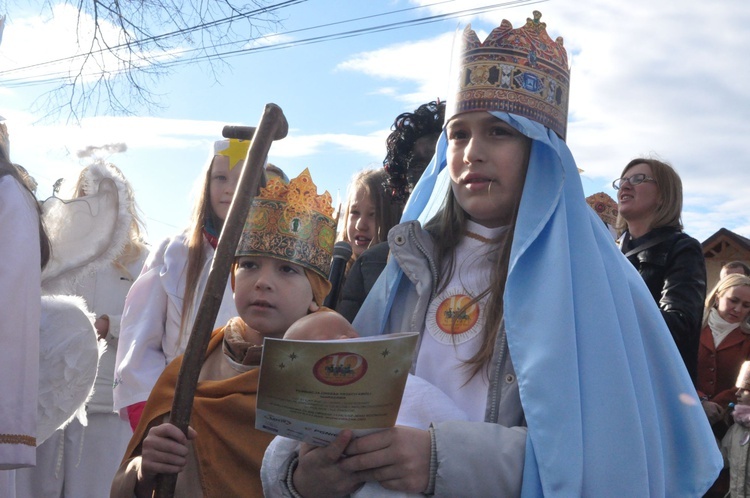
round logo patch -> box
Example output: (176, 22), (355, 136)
(312, 352), (368, 386)
(426, 289), (482, 344)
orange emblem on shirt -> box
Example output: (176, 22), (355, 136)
(434, 294), (479, 335)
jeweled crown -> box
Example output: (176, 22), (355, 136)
(236, 168), (336, 278)
(452, 11), (570, 140)
(586, 192), (618, 226)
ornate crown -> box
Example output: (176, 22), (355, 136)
(452, 11), (570, 140)
(586, 192), (618, 226)
(236, 168), (336, 278)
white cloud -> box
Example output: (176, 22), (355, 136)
(0, 4), (177, 85)
(337, 0), (750, 241)
(272, 130), (389, 158)
(4, 0), (749, 244)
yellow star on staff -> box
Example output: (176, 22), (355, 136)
(217, 138), (250, 170)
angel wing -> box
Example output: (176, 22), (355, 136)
(41, 162), (133, 294)
(37, 295), (99, 445)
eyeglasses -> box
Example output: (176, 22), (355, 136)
(612, 173), (656, 190)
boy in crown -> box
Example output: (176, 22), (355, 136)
(110, 169), (336, 498)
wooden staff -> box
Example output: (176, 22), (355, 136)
(154, 103), (288, 498)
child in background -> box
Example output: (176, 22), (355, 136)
(114, 138), (248, 430)
(287, 11), (720, 497)
(338, 168), (401, 264)
(111, 169), (336, 497)
(337, 101), (446, 323)
(721, 361), (750, 497)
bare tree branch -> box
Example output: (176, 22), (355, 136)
(3, 0), (291, 121)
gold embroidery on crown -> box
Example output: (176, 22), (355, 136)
(236, 169), (336, 278)
(453, 11), (570, 140)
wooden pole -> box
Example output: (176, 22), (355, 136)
(154, 103), (288, 498)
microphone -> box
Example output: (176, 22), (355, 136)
(323, 241), (352, 309)
(222, 125), (256, 140)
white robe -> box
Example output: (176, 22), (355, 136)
(16, 252), (147, 498)
(0, 176), (41, 496)
(113, 233), (237, 415)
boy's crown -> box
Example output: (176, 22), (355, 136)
(453, 11), (570, 140)
(236, 168), (336, 278)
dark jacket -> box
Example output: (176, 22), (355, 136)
(621, 226), (707, 380)
(337, 242), (389, 323)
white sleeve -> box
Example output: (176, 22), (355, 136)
(113, 238), (172, 414)
(0, 177), (40, 468)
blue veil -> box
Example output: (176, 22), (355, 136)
(354, 111), (722, 496)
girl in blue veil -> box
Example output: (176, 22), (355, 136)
(286, 12), (722, 497)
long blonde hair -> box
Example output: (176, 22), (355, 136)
(703, 273), (750, 332)
(180, 154), (224, 339)
(73, 162), (147, 276)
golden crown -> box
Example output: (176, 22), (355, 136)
(586, 192), (618, 226)
(452, 11), (570, 140)
(236, 168), (336, 278)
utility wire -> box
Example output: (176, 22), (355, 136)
(0, 0), (307, 77)
(0, 0), (542, 87)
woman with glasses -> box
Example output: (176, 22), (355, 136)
(614, 157), (707, 381)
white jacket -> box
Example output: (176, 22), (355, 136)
(113, 234), (237, 415)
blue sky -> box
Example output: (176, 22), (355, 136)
(2, 0), (749, 246)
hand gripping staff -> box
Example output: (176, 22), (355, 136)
(154, 104), (288, 498)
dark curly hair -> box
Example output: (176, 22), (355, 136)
(383, 100), (446, 203)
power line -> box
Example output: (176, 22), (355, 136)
(0, 0), (543, 87)
(0, 0), (307, 77)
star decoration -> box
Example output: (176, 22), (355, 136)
(217, 138), (250, 170)
(381, 348), (390, 358)
(288, 352), (298, 361)
(278, 362), (286, 370)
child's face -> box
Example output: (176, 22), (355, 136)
(346, 187), (375, 257)
(209, 155), (243, 222)
(446, 112), (530, 228)
(717, 285), (750, 324)
(737, 388), (750, 406)
(234, 256), (317, 339)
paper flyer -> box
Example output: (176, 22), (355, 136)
(255, 332), (418, 446)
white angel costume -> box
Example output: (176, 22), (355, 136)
(16, 161), (140, 497)
(113, 230), (237, 418)
(0, 175), (41, 498)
